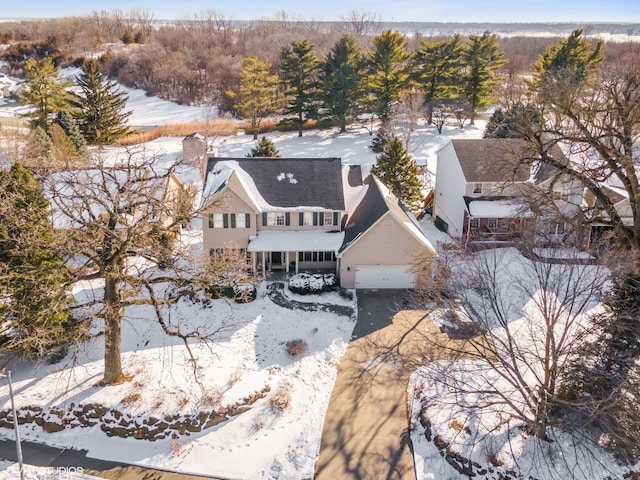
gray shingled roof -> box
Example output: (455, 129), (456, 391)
(205, 157), (345, 210)
(340, 175), (391, 250)
(451, 139), (566, 184)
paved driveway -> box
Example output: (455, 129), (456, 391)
(315, 289), (477, 480)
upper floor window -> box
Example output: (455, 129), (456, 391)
(264, 211), (290, 227)
(209, 213), (250, 228)
(209, 213), (224, 228)
(302, 212), (314, 226)
(473, 183), (483, 194)
(470, 217), (480, 229)
(552, 184), (571, 202)
(297, 211), (340, 227)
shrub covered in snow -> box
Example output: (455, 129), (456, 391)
(207, 283), (257, 303)
(288, 273), (337, 295)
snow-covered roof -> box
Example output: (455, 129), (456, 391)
(202, 157), (345, 212)
(183, 132), (205, 141)
(340, 174), (436, 255)
(247, 230), (345, 253)
(468, 199), (532, 218)
(46, 167), (174, 229)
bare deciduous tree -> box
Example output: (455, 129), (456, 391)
(340, 10), (382, 37)
(47, 150), (253, 385)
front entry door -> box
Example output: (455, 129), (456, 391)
(270, 252), (284, 270)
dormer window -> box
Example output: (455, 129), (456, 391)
(473, 183), (483, 194)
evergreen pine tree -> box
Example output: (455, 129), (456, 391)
(246, 136), (280, 157)
(484, 103), (543, 138)
(321, 35), (366, 133)
(227, 56), (280, 140)
(18, 57), (73, 132)
(412, 34), (463, 124)
(462, 33), (506, 125)
(72, 59), (131, 145)
(371, 136), (423, 210)
(370, 122), (394, 153)
(55, 110), (87, 155)
(532, 29), (604, 91)
(366, 30), (411, 126)
(280, 40), (321, 137)
(0, 163), (71, 358)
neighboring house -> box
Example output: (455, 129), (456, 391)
(47, 167), (187, 232)
(583, 184), (634, 246)
(434, 139), (582, 247)
(201, 157), (436, 289)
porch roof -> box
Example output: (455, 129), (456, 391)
(468, 199), (532, 218)
(247, 230), (345, 253)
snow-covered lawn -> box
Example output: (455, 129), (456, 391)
(0, 277), (356, 479)
(407, 248), (638, 480)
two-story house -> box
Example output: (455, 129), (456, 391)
(434, 139), (583, 247)
(201, 157), (437, 289)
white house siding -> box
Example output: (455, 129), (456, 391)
(434, 143), (468, 238)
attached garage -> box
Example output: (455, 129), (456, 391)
(354, 265), (416, 289)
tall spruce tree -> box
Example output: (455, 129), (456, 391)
(321, 35), (366, 133)
(246, 136), (280, 157)
(371, 136), (423, 210)
(412, 34), (463, 124)
(72, 59), (131, 145)
(366, 30), (411, 126)
(0, 162), (71, 358)
(228, 56), (280, 140)
(280, 40), (321, 137)
(18, 57), (73, 132)
(462, 33), (506, 125)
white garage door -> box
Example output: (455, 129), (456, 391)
(354, 265), (416, 289)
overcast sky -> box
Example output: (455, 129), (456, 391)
(4, 0), (640, 23)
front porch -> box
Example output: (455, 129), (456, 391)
(247, 230), (345, 279)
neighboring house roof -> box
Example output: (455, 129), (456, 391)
(584, 184), (628, 208)
(450, 139), (566, 184)
(46, 167), (180, 229)
(183, 132), (205, 141)
(340, 175), (436, 255)
(203, 157), (345, 211)
(465, 196), (532, 218)
(583, 184), (633, 225)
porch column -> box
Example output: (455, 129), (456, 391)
(262, 252), (266, 277)
(252, 252), (256, 277)
(285, 251), (289, 274)
(295, 253), (299, 274)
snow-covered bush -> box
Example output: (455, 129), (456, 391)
(207, 283), (257, 303)
(288, 273), (337, 295)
